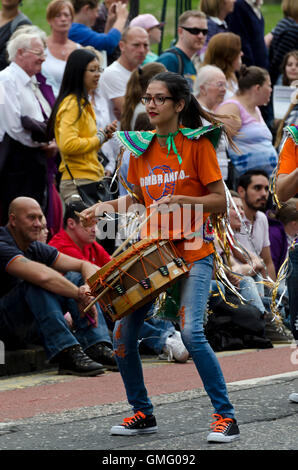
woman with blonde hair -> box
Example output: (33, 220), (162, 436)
(120, 62), (166, 131)
(202, 32), (242, 98)
(42, 0), (80, 96)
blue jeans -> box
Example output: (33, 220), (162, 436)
(239, 276), (266, 315)
(113, 254), (235, 418)
(0, 272), (111, 360)
(287, 245), (298, 341)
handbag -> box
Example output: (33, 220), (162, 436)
(206, 292), (273, 351)
(63, 160), (114, 207)
(77, 178), (113, 206)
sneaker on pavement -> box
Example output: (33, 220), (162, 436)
(85, 342), (118, 371)
(264, 312), (293, 343)
(289, 392), (298, 403)
(56, 344), (105, 376)
(110, 411), (157, 436)
(207, 414), (240, 443)
(162, 331), (189, 363)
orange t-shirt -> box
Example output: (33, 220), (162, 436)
(277, 137), (298, 175)
(127, 132), (222, 263)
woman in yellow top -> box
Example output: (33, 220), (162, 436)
(47, 48), (117, 204)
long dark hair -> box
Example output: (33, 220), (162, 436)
(120, 62), (166, 131)
(47, 48), (98, 140)
(148, 71), (226, 129)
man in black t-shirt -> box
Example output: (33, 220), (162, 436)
(0, 197), (116, 375)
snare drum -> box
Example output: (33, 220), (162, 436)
(87, 238), (189, 322)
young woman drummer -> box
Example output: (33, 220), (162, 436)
(80, 71), (240, 443)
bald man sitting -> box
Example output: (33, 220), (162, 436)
(0, 197), (116, 375)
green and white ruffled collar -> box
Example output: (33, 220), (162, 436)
(285, 124), (298, 145)
(115, 124), (223, 164)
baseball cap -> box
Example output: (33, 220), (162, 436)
(130, 14), (164, 30)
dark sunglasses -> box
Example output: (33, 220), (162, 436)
(181, 26), (208, 36)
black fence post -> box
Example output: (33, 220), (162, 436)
(129, 0), (139, 20)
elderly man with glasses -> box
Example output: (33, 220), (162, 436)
(0, 31), (55, 225)
(156, 10), (208, 91)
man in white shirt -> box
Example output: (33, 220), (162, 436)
(0, 32), (52, 224)
(99, 25), (149, 123)
(98, 26), (149, 176)
(236, 169), (276, 281)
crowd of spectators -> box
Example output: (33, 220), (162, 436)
(0, 0), (297, 376)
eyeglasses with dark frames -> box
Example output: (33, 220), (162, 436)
(141, 95), (175, 106)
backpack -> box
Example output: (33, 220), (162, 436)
(163, 47), (184, 76)
(205, 292), (273, 351)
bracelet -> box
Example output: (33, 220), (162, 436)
(97, 129), (107, 145)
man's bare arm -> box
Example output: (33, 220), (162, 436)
(6, 254), (99, 299)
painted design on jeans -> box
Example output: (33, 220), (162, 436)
(115, 323), (122, 340)
(114, 343), (126, 358)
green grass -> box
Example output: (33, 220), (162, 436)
(262, 3), (283, 34)
(22, 0), (51, 34)
(21, 0), (283, 50)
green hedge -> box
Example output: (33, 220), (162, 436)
(21, 1), (282, 51)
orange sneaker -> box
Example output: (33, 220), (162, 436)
(110, 411), (157, 435)
(207, 414), (240, 443)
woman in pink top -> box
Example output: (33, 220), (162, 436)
(217, 65), (277, 176)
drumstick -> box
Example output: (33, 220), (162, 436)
(74, 210), (107, 221)
(112, 207), (158, 258)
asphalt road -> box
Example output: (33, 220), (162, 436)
(0, 345), (297, 459)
